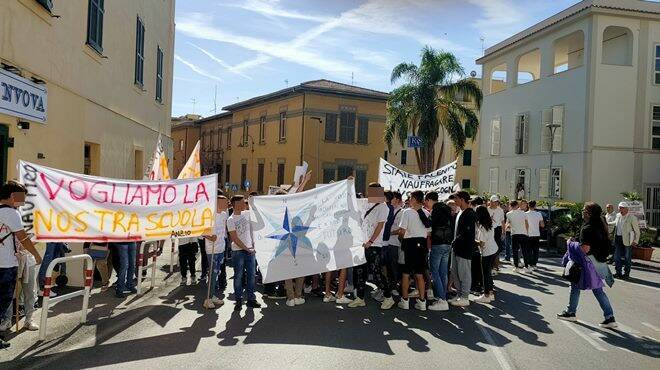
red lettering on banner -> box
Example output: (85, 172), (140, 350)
(195, 182), (210, 203)
(128, 185), (145, 205)
(69, 179), (89, 201)
(40, 173), (65, 200)
(110, 184), (123, 204)
(183, 184), (193, 204)
(146, 185), (163, 205)
(163, 185), (176, 204)
(89, 181), (109, 203)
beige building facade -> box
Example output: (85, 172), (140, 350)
(0, 0), (175, 182)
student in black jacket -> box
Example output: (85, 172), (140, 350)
(449, 191), (477, 307)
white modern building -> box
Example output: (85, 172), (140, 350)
(476, 0), (660, 227)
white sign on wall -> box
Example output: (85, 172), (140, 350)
(0, 68), (47, 123)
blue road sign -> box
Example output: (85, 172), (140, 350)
(408, 136), (422, 148)
(244, 179), (251, 189)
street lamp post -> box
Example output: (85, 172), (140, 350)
(546, 123), (561, 251)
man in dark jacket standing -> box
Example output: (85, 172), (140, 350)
(449, 191), (476, 307)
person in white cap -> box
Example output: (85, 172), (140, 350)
(608, 202), (640, 279)
(488, 195), (505, 272)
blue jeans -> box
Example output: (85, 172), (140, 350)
(38, 242), (67, 288)
(430, 244), (451, 300)
(614, 236), (632, 276)
(233, 250), (256, 301)
(504, 232), (512, 260)
(567, 285), (614, 319)
(115, 243), (137, 294)
(207, 252), (224, 299)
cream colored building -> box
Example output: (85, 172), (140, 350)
(0, 0), (175, 182)
(477, 0), (660, 226)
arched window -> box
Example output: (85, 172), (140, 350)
(490, 63), (507, 93)
(516, 49), (540, 84)
(602, 26), (633, 66)
(553, 30), (584, 73)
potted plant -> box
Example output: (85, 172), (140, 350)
(633, 229), (656, 261)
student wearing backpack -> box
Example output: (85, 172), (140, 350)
(424, 191), (453, 311)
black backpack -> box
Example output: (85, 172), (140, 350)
(432, 203), (454, 245)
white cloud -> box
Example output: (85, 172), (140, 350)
(188, 43), (253, 80)
(174, 54), (223, 82)
(230, 53), (272, 73)
(230, 0), (331, 23)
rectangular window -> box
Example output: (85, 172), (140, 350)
(401, 150), (407, 165)
(489, 167), (499, 193)
(652, 105), (660, 150)
(514, 113), (529, 154)
(279, 112), (286, 141)
(323, 168), (335, 183)
(277, 163), (285, 186)
(462, 179), (471, 190)
(259, 116), (266, 143)
(156, 46), (163, 102)
(357, 117), (369, 144)
(384, 150), (388, 161)
(462, 149), (472, 166)
(225, 164), (230, 183)
(645, 185), (660, 227)
(242, 119), (249, 146)
(542, 106), (564, 152)
(337, 165), (353, 180)
(339, 109), (356, 143)
(134, 149), (144, 180)
(227, 127), (232, 149)
(84, 142), (100, 176)
(355, 168), (367, 195)
(37, 0), (54, 12)
(257, 163), (264, 193)
(655, 44), (660, 84)
(540, 167), (562, 198)
(490, 118), (501, 155)
(134, 16), (145, 86)
(86, 0), (104, 53)
(241, 163), (247, 189)
(325, 113), (337, 141)
(179, 139), (184, 151)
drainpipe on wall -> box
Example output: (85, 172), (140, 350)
(300, 92), (305, 166)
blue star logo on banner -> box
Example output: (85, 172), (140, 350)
(266, 207), (314, 259)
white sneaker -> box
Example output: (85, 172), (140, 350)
(24, 320), (39, 331)
(294, 297), (305, 305)
(323, 295), (336, 303)
(513, 268), (522, 274)
(415, 299), (427, 311)
(397, 298), (409, 310)
(211, 297), (224, 306)
(426, 289), (434, 300)
(286, 299), (296, 307)
(348, 297), (366, 308)
(372, 290), (384, 302)
(304, 285), (312, 294)
(450, 297), (470, 307)
(186, 276), (192, 285)
(428, 299), (449, 311)
(344, 284), (354, 293)
(336, 295), (351, 304)
(447, 296), (460, 303)
(409, 289), (419, 298)
(474, 294), (492, 303)
(522, 267), (532, 274)
(381, 297), (395, 310)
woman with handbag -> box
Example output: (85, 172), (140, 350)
(557, 202), (617, 328)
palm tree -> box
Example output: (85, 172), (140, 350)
(385, 46), (482, 173)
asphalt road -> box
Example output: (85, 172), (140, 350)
(1, 251), (659, 370)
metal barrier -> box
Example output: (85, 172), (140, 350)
(168, 238), (179, 274)
(39, 254), (93, 340)
(136, 241), (159, 295)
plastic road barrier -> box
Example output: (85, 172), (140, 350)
(39, 254), (93, 340)
(136, 241), (159, 295)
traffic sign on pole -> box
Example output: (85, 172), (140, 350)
(407, 136), (422, 148)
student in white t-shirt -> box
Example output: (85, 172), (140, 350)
(202, 194), (229, 308)
(348, 183), (389, 308)
(475, 205), (499, 304)
(525, 201), (545, 270)
(227, 195), (261, 311)
(0, 182), (42, 348)
(506, 200), (530, 272)
(488, 195), (506, 272)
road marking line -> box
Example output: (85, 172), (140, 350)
(465, 313), (512, 370)
(642, 322), (660, 332)
(615, 323), (641, 335)
(560, 321), (607, 351)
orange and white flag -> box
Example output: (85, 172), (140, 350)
(145, 134), (171, 180)
(178, 140), (201, 179)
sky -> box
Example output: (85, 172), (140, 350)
(172, 0), (583, 117)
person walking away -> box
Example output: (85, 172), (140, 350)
(83, 242), (112, 291)
(38, 242), (68, 297)
(203, 194), (229, 308)
(474, 206), (498, 303)
(227, 195), (261, 311)
(349, 183), (389, 308)
(506, 201), (530, 273)
(425, 191), (453, 311)
(397, 190), (432, 311)
(526, 201), (544, 270)
(178, 235), (198, 286)
(379, 191), (404, 308)
(112, 241), (137, 298)
(0, 181), (42, 348)
(609, 202), (640, 280)
(557, 202), (617, 328)
(488, 195), (505, 273)
(448, 191), (476, 307)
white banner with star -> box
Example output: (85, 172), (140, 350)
(249, 179), (366, 283)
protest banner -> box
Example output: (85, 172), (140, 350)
(249, 180), (365, 283)
(177, 140), (201, 179)
(378, 158), (456, 199)
(624, 200), (647, 229)
(18, 161), (216, 242)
